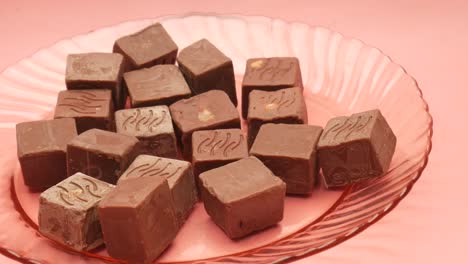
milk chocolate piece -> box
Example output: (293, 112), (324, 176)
(113, 23), (178, 70)
(177, 39), (237, 105)
(16, 118), (77, 190)
(65, 53), (126, 109)
(118, 155), (197, 226)
(317, 109), (397, 188)
(199, 156), (286, 239)
(242, 57), (303, 117)
(99, 177), (178, 264)
(250, 124), (323, 195)
(67, 129), (139, 184)
(115, 106), (178, 158)
(124, 64), (191, 108)
(170, 90), (241, 159)
(38, 173), (114, 251)
(247, 87), (307, 147)
(54, 90), (114, 133)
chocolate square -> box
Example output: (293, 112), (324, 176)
(54, 89), (114, 134)
(67, 129), (140, 184)
(115, 105), (178, 159)
(177, 39), (237, 105)
(317, 109), (397, 188)
(250, 124), (323, 195)
(113, 23), (178, 70)
(124, 64), (191, 107)
(16, 118), (77, 190)
(247, 87), (307, 147)
(241, 57), (303, 117)
(38, 173), (114, 251)
(199, 156), (286, 239)
(118, 155), (197, 227)
(169, 90), (241, 159)
(65, 53), (126, 109)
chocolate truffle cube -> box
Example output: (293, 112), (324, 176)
(124, 64), (191, 108)
(177, 39), (237, 105)
(38, 173), (114, 251)
(247, 87), (307, 147)
(16, 118), (77, 190)
(113, 23), (178, 70)
(67, 129), (139, 184)
(118, 155), (197, 226)
(99, 177), (178, 264)
(199, 156), (286, 239)
(65, 53), (126, 109)
(54, 90), (114, 134)
(317, 109), (397, 188)
(115, 106), (178, 159)
(250, 124), (323, 195)
(170, 90), (240, 159)
(242, 57), (303, 117)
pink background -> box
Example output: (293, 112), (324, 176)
(1, 0), (467, 263)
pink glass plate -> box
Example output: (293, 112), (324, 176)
(0, 14), (432, 264)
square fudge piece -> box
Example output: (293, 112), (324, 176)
(177, 39), (237, 105)
(67, 129), (140, 184)
(124, 64), (191, 107)
(247, 87), (307, 147)
(65, 53), (126, 109)
(241, 57), (303, 117)
(38, 173), (114, 251)
(115, 106), (178, 158)
(99, 177), (178, 264)
(113, 23), (178, 70)
(317, 109), (397, 188)
(118, 155), (197, 227)
(199, 156), (286, 239)
(54, 89), (114, 134)
(170, 90), (240, 159)
(16, 118), (77, 190)
(250, 124), (323, 195)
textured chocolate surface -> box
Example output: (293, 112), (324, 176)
(241, 57), (303, 117)
(115, 105), (178, 158)
(16, 118), (77, 190)
(250, 124), (323, 194)
(317, 109), (397, 188)
(38, 173), (114, 251)
(54, 89), (114, 133)
(177, 39), (237, 105)
(99, 177), (178, 264)
(124, 64), (191, 107)
(199, 156), (286, 239)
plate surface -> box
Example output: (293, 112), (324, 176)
(0, 14), (432, 263)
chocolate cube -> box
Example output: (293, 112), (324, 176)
(317, 109), (397, 188)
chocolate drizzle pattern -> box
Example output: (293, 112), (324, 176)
(261, 90), (297, 112)
(58, 91), (107, 114)
(322, 115), (373, 140)
(122, 109), (167, 132)
(197, 131), (243, 157)
(56, 179), (103, 206)
(249, 59), (296, 82)
(125, 158), (182, 180)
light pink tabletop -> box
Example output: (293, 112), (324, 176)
(1, 1), (467, 263)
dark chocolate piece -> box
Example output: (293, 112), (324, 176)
(247, 87), (307, 147)
(16, 118), (77, 190)
(67, 129), (139, 184)
(169, 90), (241, 159)
(241, 57), (303, 117)
(118, 155), (197, 227)
(54, 89), (114, 134)
(250, 124), (323, 195)
(124, 64), (191, 107)
(177, 39), (237, 105)
(98, 177), (178, 264)
(113, 23), (178, 70)
(65, 53), (126, 109)
(199, 156), (286, 239)
(317, 109), (397, 188)
(38, 173), (114, 251)
(115, 105), (178, 159)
